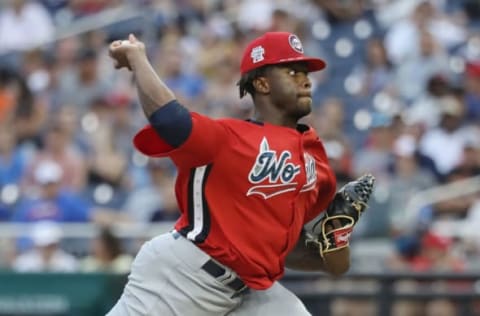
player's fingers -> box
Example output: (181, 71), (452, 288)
(109, 46), (120, 58)
(110, 40), (121, 49)
(111, 58), (122, 69)
(108, 50), (120, 62)
(129, 34), (136, 43)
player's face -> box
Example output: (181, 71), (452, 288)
(265, 62), (312, 120)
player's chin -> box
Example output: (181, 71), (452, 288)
(296, 98), (312, 117)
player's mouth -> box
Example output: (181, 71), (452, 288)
(298, 92), (312, 99)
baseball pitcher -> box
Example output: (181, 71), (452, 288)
(106, 32), (375, 316)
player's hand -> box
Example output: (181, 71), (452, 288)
(108, 34), (146, 70)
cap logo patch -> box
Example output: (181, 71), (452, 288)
(251, 46), (265, 63)
(288, 34), (303, 53)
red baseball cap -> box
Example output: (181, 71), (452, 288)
(240, 32), (326, 75)
(466, 60), (480, 78)
(421, 231), (452, 251)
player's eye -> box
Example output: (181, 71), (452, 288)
(288, 69), (308, 79)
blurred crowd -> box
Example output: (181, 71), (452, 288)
(0, 0), (479, 290)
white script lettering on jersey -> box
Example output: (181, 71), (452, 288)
(247, 138), (301, 199)
(300, 153), (317, 192)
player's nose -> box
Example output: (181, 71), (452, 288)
(300, 74), (311, 90)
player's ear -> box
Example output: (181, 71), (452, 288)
(252, 77), (269, 94)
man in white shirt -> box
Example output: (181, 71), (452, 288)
(0, 0), (54, 54)
(12, 221), (78, 272)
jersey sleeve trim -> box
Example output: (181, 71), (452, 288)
(148, 100), (192, 148)
(133, 112), (229, 167)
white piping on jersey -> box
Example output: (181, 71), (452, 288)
(186, 165), (207, 241)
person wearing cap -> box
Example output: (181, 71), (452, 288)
(11, 160), (92, 223)
(106, 32), (372, 316)
(12, 220), (79, 272)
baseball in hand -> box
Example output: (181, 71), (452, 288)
(109, 40), (133, 70)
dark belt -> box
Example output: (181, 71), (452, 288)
(171, 230), (248, 295)
(201, 259), (247, 293)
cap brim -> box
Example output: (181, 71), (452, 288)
(274, 56), (326, 72)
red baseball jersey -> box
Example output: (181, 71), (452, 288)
(133, 112), (337, 290)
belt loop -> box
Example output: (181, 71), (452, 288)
(171, 230), (181, 239)
(172, 232), (249, 296)
(231, 285), (248, 298)
(201, 259), (248, 294)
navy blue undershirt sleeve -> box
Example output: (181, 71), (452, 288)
(148, 100), (192, 148)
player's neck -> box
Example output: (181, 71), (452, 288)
(252, 110), (297, 129)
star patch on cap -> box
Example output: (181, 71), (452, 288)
(288, 34), (303, 53)
(251, 45), (265, 63)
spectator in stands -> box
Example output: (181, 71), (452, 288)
(394, 30), (450, 102)
(352, 37), (394, 97)
(464, 60), (480, 121)
(0, 123), (27, 190)
(311, 98), (354, 185)
(323, 140), (353, 187)
(387, 134), (437, 234)
(314, 0), (365, 24)
(12, 160), (92, 222)
(0, 123), (27, 220)
(34, 43), (75, 113)
(353, 112), (395, 178)
(52, 104), (88, 153)
(0, 68), (47, 146)
(68, 0), (120, 18)
(14, 156), (132, 226)
(314, 98), (347, 141)
(82, 96), (130, 209)
(458, 138), (480, 175)
(353, 113), (398, 238)
(419, 95), (475, 178)
(268, 8), (298, 33)
(0, 67), (20, 122)
(154, 36), (206, 110)
(236, 0), (275, 32)
(384, 1), (466, 66)
(388, 230), (465, 316)
(12, 220), (79, 272)
(204, 50), (243, 115)
(23, 123), (87, 192)
(412, 231), (465, 272)
(80, 226), (133, 273)
(0, 0), (54, 55)
(105, 92), (141, 156)
(405, 74), (452, 129)
(427, 166), (479, 221)
(20, 48), (51, 95)
(123, 158), (179, 223)
(464, 199), (480, 270)
(57, 48), (112, 113)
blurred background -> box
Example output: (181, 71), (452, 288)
(0, 0), (480, 315)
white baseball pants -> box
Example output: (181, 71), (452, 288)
(106, 232), (311, 316)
